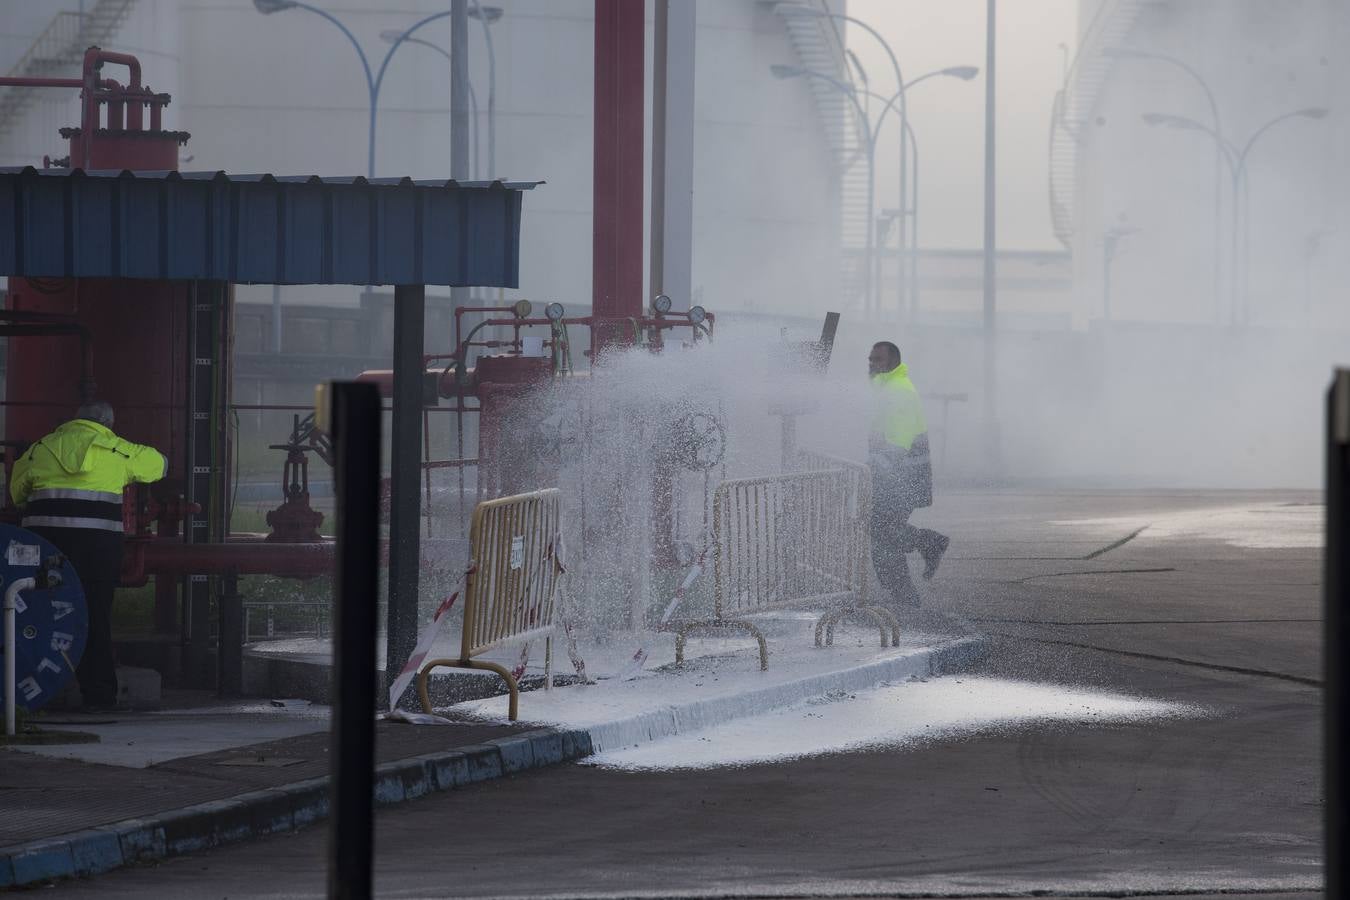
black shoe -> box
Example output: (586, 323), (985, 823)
(922, 534), (950, 581)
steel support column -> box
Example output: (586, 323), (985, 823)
(328, 381), (381, 900)
(593, 0), (645, 355)
(386, 285), (425, 701)
(1326, 368), (1350, 897)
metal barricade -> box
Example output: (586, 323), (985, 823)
(675, 458), (896, 670)
(417, 488), (562, 720)
(792, 450), (899, 648)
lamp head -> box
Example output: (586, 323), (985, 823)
(1297, 107), (1330, 120)
(770, 64), (805, 80)
(468, 5), (504, 23)
(379, 29), (405, 44)
(253, 0), (297, 12)
(942, 65), (980, 81)
(1141, 112), (1197, 130)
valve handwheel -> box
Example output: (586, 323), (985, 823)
(671, 411), (726, 471)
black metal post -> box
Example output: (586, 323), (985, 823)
(1326, 368), (1349, 897)
(328, 381), (381, 900)
(386, 285), (425, 702)
(216, 573), (242, 696)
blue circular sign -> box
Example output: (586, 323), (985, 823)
(0, 524), (87, 714)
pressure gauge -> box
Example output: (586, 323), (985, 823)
(512, 299), (533, 319)
(545, 302), (566, 322)
(652, 294), (673, 315)
(687, 305), (707, 325)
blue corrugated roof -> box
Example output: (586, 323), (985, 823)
(0, 167), (542, 287)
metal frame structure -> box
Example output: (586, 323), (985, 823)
(674, 458), (896, 671)
(417, 488), (563, 721)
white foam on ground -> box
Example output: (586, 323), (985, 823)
(586, 677), (1203, 770)
(1053, 502), (1321, 549)
(451, 623), (983, 753)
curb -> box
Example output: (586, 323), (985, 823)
(583, 635), (987, 753)
(0, 728), (594, 890)
(0, 635), (985, 889)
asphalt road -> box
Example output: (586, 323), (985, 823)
(48, 490), (1324, 898)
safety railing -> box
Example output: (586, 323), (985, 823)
(675, 460), (896, 670)
(417, 488), (563, 720)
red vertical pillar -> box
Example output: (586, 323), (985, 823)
(593, 0), (645, 356)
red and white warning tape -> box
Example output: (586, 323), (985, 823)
(387, 564), (474, 712)
(616, 549), (707, 681)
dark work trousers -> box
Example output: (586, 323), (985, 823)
(870, 476), (945, 607)
(28, 526), (124, 706)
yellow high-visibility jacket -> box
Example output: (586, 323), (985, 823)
(870, 363), (933, 509)
(10, 419), (166, 532)
(871, 363), (928, 451)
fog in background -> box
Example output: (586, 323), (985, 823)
(0, 0), (1345, 490)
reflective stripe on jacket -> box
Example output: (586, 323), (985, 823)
(10, 419), (166, 532)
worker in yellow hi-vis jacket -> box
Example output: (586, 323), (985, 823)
(867, 342), (949, 608)
(10, 402), (166, 711)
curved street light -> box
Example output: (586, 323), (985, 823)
(774, 63), (978, 320)
(775, 3), (913, 312)
(772, 63), (876, 315)
(1106, 47), (1224, 321)
(378, 30), (481, 179)
(1142, 106), (1329, 324)
(253, 0), (453, 179)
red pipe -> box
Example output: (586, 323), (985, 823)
(135, 538), (334, 579)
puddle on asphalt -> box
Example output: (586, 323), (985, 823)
(1053, 503), (1322, 550)
(585, 677), (1204, 771)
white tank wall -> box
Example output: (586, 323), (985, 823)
(1072, 0), (1346, 328)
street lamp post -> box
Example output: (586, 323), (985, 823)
(467, 3), (502, 178)
(1142, 107), (1328, 325)
(773, 64), (978, 320)
(378, 30), (482, 178)
(772, 64), (876, 317)
(868, 66), (979, 320)
(1105, 48), (1224, 324)
(252, 0), (454, 179)
(776, 4), (910, 314)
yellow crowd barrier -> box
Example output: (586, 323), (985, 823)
(675, 455), (896, 670)
(417, 488), (562, 721)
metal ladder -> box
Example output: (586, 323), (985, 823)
(0, 1), (140, 159)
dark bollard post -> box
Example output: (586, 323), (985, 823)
(1327, 368), (1349, 897)
(216, 573), (242, 696)
(325, 382), (381, 900)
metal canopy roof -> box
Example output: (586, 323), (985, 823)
(0, 167), (542, 287)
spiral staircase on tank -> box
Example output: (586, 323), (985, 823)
(1048, 0), (1144, 252)
(772, 1), (870, 313)
(0, 1), (140, 161)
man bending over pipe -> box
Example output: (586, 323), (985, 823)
(10, 402), (165, 711)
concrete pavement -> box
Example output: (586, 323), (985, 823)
(28, 488), (1323, 897)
